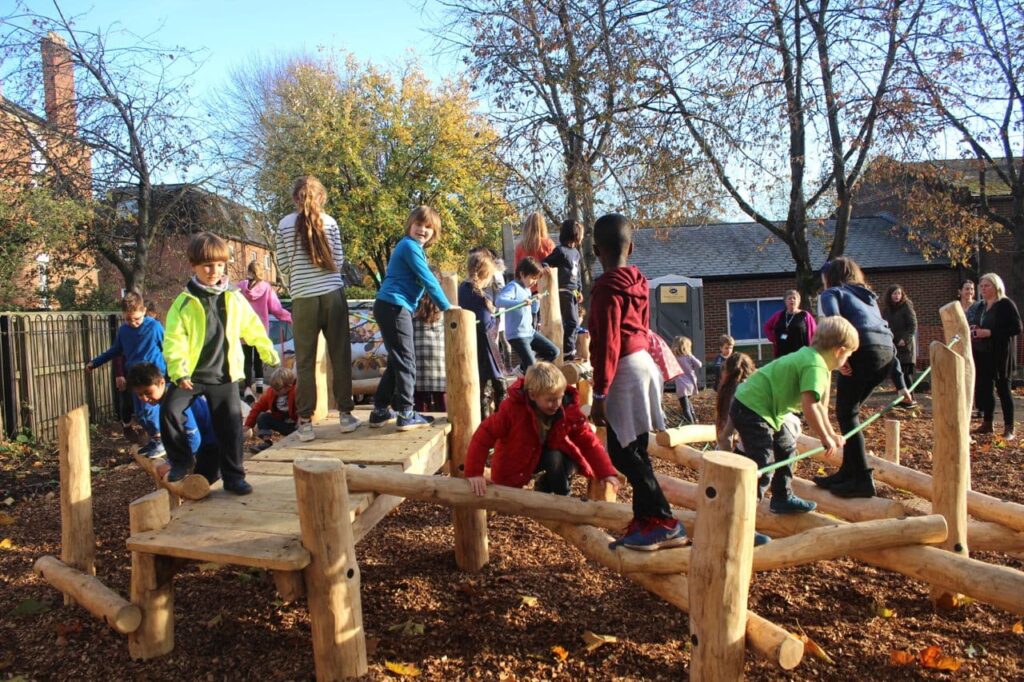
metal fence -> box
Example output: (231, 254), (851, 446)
(0, 311), (119, 443)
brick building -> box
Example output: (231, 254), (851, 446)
(627, 215), (963, 366)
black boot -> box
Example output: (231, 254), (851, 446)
(813, 470), (849, 489)
(831, 469), (876, 498)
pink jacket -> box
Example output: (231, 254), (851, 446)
(237, 279), (292, 331)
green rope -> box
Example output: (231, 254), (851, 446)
(476, 290), (549, 325)
(756, 336), (961, 476)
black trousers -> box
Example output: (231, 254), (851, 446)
(559, 291), (580, 357)
(373, 300), (416, 413)
(836, 345), (894, 475)
(161, 381), (246, 484)
(730, 400), (795, 498)
(242, 344), (264, 388)
(975, 352), (1014, 426)
(678, 395), (696, 425)
(606, 427), (672, 520)
(533, 449), (578, 496)
(256, 413), (296, 437)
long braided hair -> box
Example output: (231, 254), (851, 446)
(292, 175), (336, 272)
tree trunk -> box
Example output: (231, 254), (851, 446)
(1009, 201), (1024, 320)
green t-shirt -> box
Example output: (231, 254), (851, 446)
(735, 346), (830, 431)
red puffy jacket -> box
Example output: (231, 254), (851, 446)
(465, 379), (617, 488)
(243, 385), (298, 429)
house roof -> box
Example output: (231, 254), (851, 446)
(624, 214), (948, 281)
(0, 96), (49, 129)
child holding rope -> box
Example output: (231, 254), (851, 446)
(496, 256), (558, 372)
(459, 249), (506, 416)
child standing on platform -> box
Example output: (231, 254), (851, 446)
(543, 220), (584, 359)
(496, 257), (558, 372)
(87, 292), (166, 457)
(161, 232), (279, 495)
(372, 206), (451, 430)
(589, 213), (688, 551)
(459, 249), (506, 416)
(413, 292), (447, 413)
(276, 176), (359, 441)
(237, 260), (291, 396)
(243, 366), (299, 451)
(670, 336), (702, 426)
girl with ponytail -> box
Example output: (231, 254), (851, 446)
(276, 175), (360, 441)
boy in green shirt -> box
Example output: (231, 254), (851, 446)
(729, 316), (857, 514)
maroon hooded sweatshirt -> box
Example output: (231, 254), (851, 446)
(589, 265), (651, 396)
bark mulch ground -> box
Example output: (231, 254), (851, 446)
(1, 388), (1023, 680)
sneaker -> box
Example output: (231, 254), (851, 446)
(369, 407), (397, 428)
(297, 420), (315, 442)
(769, 494), (818, 514)
(622, 518), (689, 551)
(339, 412), (362, 434)
(140, 440), (166, 459)
(830, 470), (876, 498)
(812, 471), (848, 489)
(754, 531), (772, 547)
(397, 411), (434, 431)
(166, 459), (194, 483)
(223, 479), (253, 495)
(608, 518), (645, 550)
(251, 439), (273, 453)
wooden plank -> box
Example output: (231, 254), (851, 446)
(246, 460), (403, 478)
(274, 418), (450, 447)
(172, 494), (372, 534)
(127, 521), (310, 571)
(254, 445), (421, 465)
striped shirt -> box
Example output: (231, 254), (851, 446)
(276, 212), (345, 298)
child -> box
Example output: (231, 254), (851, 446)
(86, 292), (166, 457)
(372, 206), (451, 430)
(670, 336), (702, 426)
(708, 334), (735, 391)
(243, 366), (298, 451)
(543, 220), (584, 358)
(161, 232), (280, 495)
(513, 212), (556, 286)
(127, 363), (220, 484)
(238, 260), (292, 397)
(413, 292), (446, 413)
(496, 257), (558, 372)
(459, 250), (507, 417)
(466, 362), (620, 497)
(714, 352), (757, 450)
(276, 176), (358, 441)
(589, 213), (687, 551)
(729, 316), (856, 514)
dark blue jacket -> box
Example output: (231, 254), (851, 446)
(91, 317), (166, 374)
(819, 284), (894, 349)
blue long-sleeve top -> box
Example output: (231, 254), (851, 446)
(376, 236), (451, 313)
(819, 284), (894, 349)
(495, 279), (539, 340)
(91, 316), (166, 374)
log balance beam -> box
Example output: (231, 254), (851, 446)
(34, 555), (142, 634)
(132, 449), (210, 501)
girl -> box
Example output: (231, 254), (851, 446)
(459, 249), (506, 416)
(971, 273), (1022, 440)
(714, 352), (757, 450)
(881, 284), (918, 401)
(276, 176), (359, 442)
(238, 260), (292, 395)
(813, 257), (896, 498)
(514, 211), (556, 296)
(496, 256), (558, 371)
(372, 206), (451, 431)
(670, 336), (702, 426)
(413, 289), (446, 413)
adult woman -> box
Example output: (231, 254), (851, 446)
(958, 280), (977, 322)
(813, 258), (896, 498)
(971, 273), (1022, 440)
(763, 289), (816, 358)
(881, 284), (917, 394)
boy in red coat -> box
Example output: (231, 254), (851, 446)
(243, 367), (298, 451)
(466, 362), (620, 496)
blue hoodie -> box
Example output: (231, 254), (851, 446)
(495, 279), (539, 340)
(91, 316), (166, 374)
(819, 284), (894, 349)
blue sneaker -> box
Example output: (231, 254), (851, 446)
(397, 411), (435, 432)
(369, 407), (397, 428)
(754, 531), (772, 546)
(140, 440), (166, 459)
(166, 459), (194, 483)
(621, 519), (690, 551)
(769, 494), (817, 514)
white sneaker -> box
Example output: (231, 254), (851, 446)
(297, 420), (315, 442)
(339, 412), (362, 434)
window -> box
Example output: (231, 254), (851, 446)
(229, 245), (236, 263)
(264, 254), (272, 271)
(727, 297), (785, 360)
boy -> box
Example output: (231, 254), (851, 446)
(708, 333), (734, 390)
(589, 213), (687, 551)
(465, 362), (619, 496)
(729, 316), (855, 514)
(126, 363), (220, 484)
(542, 220), (584, 358)
(162, 232), (279, 495)
(243, 366), (298, 452)
(86, 292), (166, 457)
(496, 257), (559, 371)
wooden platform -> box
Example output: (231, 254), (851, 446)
(127, 414), (451, 570)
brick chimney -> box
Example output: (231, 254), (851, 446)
(41, 32), (76, 131)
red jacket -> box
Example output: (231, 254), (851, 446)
(465, 379), (617, 488)
(589, 265), (651, 395)
(244, 385), (298, 428)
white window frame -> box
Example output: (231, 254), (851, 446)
(726, 296), (785, 361)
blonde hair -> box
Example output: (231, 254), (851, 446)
(187, 232), (230, 265)
(519, 211), (549, 256)
(979, 272), (1006, 299)
(247, 260), (264, 284)
(269, 366), (297, 391)
(524, 361), (567, 397)
(812, 316), (860, 353)
(292, 176), (336, 272)
(671, 335), (692, 356)
(719, 334), (734, 348)
(405, 206), (442, 247)
(466, 250), (496, 301)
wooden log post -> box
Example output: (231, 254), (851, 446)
(444, 307), (489, 571)
(538, 267), (563, 365)
(655, 425), (718, 448)
(294, 458), (367, 680)
(440, 273), (459, 307)
(939, 301), (975, 426)
(272, 570), (306, 603)
(34, 555), (142, 634)
(313, 331), (331, 423)
(884, 420), (900, 465)
(128, 490), (175, 659)
(689, 451), (758, 681)
(59, 406), (94, 607)
(576, 330), (591, 362)
(930, 342), (971, 607)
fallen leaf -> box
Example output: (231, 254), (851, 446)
(197, 562), (224, 572)
(1012, 620), (1023, 635)
(799, 634), (834, 665)
(0, 538), (15, 550)
(387, 620), (425, 636)
(384, 660), (421, 677)
(1, 498), (12, 506)
(551, 645), (568, 661)
(520, 595), (538, 607)
(890, 650), (915, 666)
(0, 512), (14, 526)
(919, 645), (964, 671)
(816, 466), (826, 475)
(205, 613), (222, 628)
(12, 598), (50, 616)
(582, 630), (617, 653)
(963, 643), (985, 659)
(873, 601), (896, 618)
(54, 621), (83, 637)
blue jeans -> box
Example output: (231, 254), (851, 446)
(509, 332), (559, 371)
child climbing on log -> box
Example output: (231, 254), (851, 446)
(496, 256), (558, 372)
(728, 316), (857, 516)
(589, 213), (688, 551)
(243, 366), (299, 452)
(465, 362), (619, 496)
(670, 335), (701, 426)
